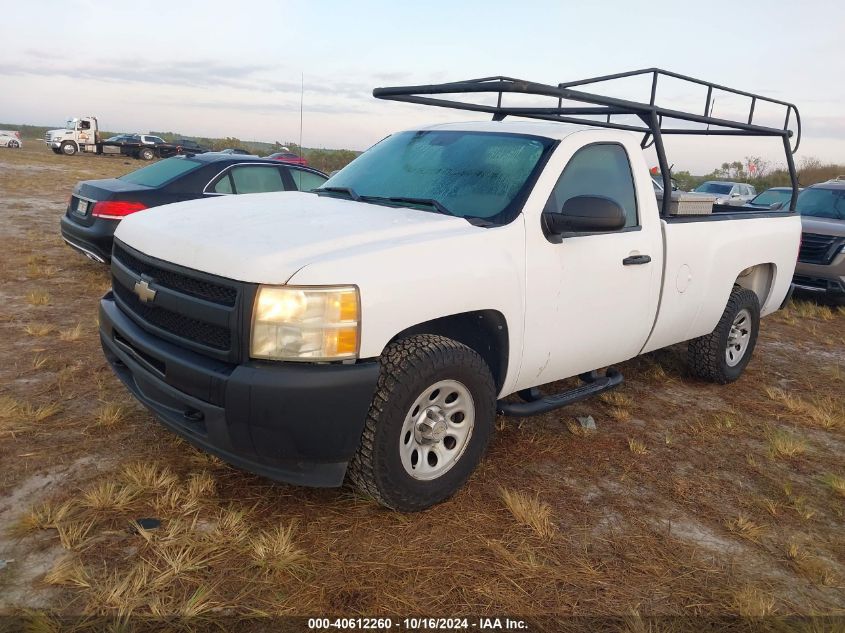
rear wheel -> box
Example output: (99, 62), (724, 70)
(139, 147), (155, 161)
(8, 140), (20, 149)
(348, 334), (496, 511)
(688, 286), (760, 383)
(60, 141), (77, 156)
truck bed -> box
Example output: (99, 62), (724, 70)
(642, 212), (801, 354)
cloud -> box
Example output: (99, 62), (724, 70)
(175, 98), (368, 115)
(0, 53), (372, 99)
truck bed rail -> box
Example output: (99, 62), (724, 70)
(373, 69), (801, 216)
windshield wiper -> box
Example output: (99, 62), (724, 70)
(363, 196), (454, 217)
(314, 186), (361, 201)
(362, 195), (495, 226)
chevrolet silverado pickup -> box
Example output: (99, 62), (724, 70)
(98, 69), (803, 511)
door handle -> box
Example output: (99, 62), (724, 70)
(623, 254), (651, 266)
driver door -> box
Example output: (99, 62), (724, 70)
(519, 138), (663, 389)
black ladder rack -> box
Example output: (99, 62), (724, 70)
(373, 68), (801, 215)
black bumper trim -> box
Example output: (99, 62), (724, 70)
(100, 295), (380, 487)
(60, 214), (114, 263)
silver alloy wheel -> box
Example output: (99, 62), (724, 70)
(725, 308), (752, 367)
(399, 379), (475, 481)
(62, 143), (75, 155)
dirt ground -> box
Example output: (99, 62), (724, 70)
(0, 140), (843, 627)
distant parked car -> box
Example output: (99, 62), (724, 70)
(99, 134), (181, 160)
(217, 148), (252, 155)
(746, 186), (800, 210)
(0, 131), (22, 148)
(694, 181), (757, 206)
(61, 154), (328, 263)
(792, 177), (845, 304)
(172, 139), (210, 154)
(267, 151), (308, 166)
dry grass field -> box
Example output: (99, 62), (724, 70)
(0, 140), (844, 628)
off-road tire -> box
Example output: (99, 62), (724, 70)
(688, 286), (760, 384)
(348, 334), (496, 512)
(60, 141), (77, 156)
(139, 147), (155, 161)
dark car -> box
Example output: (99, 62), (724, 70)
(101, 134), (181, 160)
(746, 186), (799, 209)
(792, 178), (845, 303)
(267, 151), (308, 166)
(60, 154), (329, 263)
(172, 139), (210, 154)
(217, 148), (252, 155)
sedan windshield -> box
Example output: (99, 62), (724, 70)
(695, 182), (733, 195)
(796, 187), (845, 220)
(321, 130), (554, 224)
(751, 189), (793, 207)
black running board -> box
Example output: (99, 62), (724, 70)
(496, 368), (623, 417)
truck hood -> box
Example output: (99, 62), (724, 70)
(114, 191), (479, 284)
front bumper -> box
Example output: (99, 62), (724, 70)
(99, 294), (379, 487)
(794, 254), (845, 297)
(60, 214), (115, 263)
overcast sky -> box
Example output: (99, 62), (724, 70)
(1, 0), (842, 173)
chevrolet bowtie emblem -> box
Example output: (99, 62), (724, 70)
(133, 279), (157, 303)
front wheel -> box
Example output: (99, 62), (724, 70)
(60, 141), (77, 156)
(348, 334), (496, 511)
(688, 286), (760, 384)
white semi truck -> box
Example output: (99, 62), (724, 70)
(45, 117), (175, 160)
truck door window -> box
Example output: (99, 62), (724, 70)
(288, 168), (328, 192)
(545, 144), (638, 229)
(229, 165), (286, 194)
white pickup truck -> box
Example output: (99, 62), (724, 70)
(98, 70), (802, 511)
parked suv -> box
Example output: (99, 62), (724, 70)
(694, 181), (757, 206)
(793, 177), (845, 304)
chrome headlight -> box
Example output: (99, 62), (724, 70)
(250, 285), (360, 361)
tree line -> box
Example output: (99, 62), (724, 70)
(671, 156), (844, 192)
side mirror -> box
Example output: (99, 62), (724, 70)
(543, 195), (626, 240)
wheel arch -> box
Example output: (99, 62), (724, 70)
(734, 262), (776, 308)
(386, 310), (509, 393)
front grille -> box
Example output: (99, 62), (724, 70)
(113, 283), (231, 350)
(113, 244), (237, 306)
(798, 233), (842, 265)
(110, 242), (245, 361)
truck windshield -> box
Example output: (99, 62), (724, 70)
(796, 188), (845, 220)
(321, 130), (555, 224)
(119, 157), (204, 187)
(66, 119), (77, 130)
(695, 183), (733, 195)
